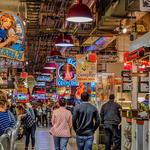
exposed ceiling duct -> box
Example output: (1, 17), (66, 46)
(105, 0), (127, 17)
(0, 0), (25, 13)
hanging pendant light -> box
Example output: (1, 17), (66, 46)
(44, 62), (57, 70)
(66, 0), (93, 23)
(41, 69), (52, 75)
(55, 34), (74, 47)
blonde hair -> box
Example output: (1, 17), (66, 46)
(0, 90), (7, 106)
(0, 13), (16, 31)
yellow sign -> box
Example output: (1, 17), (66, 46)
(76, 54), (97, 82)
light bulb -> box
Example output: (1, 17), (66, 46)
(122, 28), (127, 34)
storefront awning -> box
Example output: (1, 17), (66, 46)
(129, 32), (150, 51)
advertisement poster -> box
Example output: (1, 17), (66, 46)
(121, 71), (132, 92)
(96, 73), (115, 101)
(0, 13), (25, 61)
(139, 76), (149, 93)
(76, 54), (97, 82)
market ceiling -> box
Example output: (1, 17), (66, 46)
(0, 0), (149, 73)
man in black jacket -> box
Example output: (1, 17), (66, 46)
(100, 94), (121, 150)
(73, 92), (100, 150)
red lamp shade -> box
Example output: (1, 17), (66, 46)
(44, 62), (57, 70)
(41, 69), (52, 75)
(66, 0), (93, 23)
(88, 53), (97, 62)
(55, 34), (74, 47)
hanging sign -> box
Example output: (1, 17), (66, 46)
(0, 13), (25, 61)
(37, 75), (51, 82)
(56, 58), (78, 87)
(140, 0), (150, 11)
(76, 54), (97, 82)
(46, 56), (67, 63)
(121, 71), (132, 92)
(27, 75), (36, 88)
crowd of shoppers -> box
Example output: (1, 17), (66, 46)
(0, 89), (124, 150)
(50, 92), (122, 150)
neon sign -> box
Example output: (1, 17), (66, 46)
(32, 94), (47, 100)
(37, 75), (51, 82)
(36, 82), (46, 86)
(17, 94), (29, 100)
(56, 58), (78, 87)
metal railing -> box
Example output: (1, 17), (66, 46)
(0, 118), (21, 150)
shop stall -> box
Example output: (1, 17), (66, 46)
(121, 32), (150, 150)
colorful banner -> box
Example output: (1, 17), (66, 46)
(76, 54), (97, 82)
(0, 13), (25, 61)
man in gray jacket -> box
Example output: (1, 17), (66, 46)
(100, 94), (121, 150)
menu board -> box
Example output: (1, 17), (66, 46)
(139, 76), (149, 93)
(121, 71), (132, 92)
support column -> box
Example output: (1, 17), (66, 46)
(148, 53), (150, 150)
(131, 60), (138, 109)
(131, 60), (138, 150)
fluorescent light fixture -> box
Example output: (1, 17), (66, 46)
(66, 17), (93, 23)
(55, 43), (74, 47)
(55, 34), (74, 47)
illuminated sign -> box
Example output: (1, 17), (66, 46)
(127, 47), (145, 61)
(56, 58), (78, 87)
(37, 75), (51, 82)
(0, 13), (25, 61)
(32, 94), (47, 99)
(36, 82), (46, 86)
(17, 94), (29, 100)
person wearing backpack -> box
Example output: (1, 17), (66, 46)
(17, 104), (36, 150)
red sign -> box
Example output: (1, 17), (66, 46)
(127, 47), (145, 61)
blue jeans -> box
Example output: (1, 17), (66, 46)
(53, 137), (69, 150)
(25, 123), (36, 148)
(76, 135), (94, 150)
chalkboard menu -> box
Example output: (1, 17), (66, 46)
(121, 71), (132, 92)
(139, 76), (149, 93)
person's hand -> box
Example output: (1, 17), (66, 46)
(118, 123), (121, 129)
(7, 35), (19, 43)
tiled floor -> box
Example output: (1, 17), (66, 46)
(16, 127), (77, 150)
